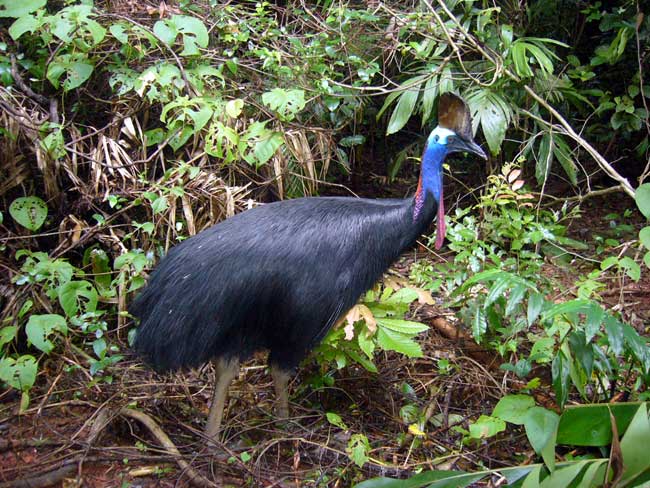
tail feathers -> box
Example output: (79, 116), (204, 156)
(131, 291), (217, 372)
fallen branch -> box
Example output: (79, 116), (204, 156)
(118, 407), (219, 488)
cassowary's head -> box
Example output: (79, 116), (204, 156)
(420, 93), (487, 249)
(428, 92), (487, 159)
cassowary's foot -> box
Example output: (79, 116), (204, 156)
(271, 364), (292, 423)
(205, 357), (239, 443)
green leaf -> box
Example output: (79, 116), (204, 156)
(25, 314), (67, 353)
(420, 75), (439, 125)
(151, 196), (169, 215)
(47, 56), (94, 91)
(635, 183), (650, 219)
(339, 135), (366, 147)
(621, 323), (649, 369)
(485, 274), (513, 307)
(505, 283), (527, 316)
(579, 460), (607, 487)
(109, 24), (128, 44)
(619, 256), (641, 281)
(9, 196), (48, 231)
(253, 132), (284, 166)
(154, 15), (208, 56)
(225, 99), (244, 119)
(377, 327), (422, 357)
(639, 227), (650, 250)
(58, 280), (98, 317)
(353, 469), (497, 488)
(524, 407), (559, 470)
(346, 434), (370, 468)
(173, 15), (209, 55)
(93, 337), (107, 359)
(0, 355), (38, 393)
(469, 415), (506, 439)
(492, 394), (535, 425)
(153, 19), (177, 44)
(8, 14), (41, 39)
(536, 132), (552, 184)
(0, 325), (17, 347)
(552, 351), (570, 407)
(376, 318), (428, 335)
(472, 306), (487, 341)
(527, 292), (545, 325)
(584, 304), (604, 342)
(386, 88), (419, 135)
(326, 412), (349, 430)
(539, 462), (587, 488)
(604, 315), (623, 356)
(542, 299), (591, 321)
(618, 403), (650, 485)
(467, 89), (511, 155)
(556, 402), (641, 446)
(0, 0), (45, 18)
(552, 135), (577, 185)
(262, 88), (306, 121)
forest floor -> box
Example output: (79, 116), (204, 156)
(1, 195), (648, 488)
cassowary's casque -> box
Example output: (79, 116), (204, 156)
(131, 93), (486, 441)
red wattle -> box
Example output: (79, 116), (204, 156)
(435, 188), (445, 250)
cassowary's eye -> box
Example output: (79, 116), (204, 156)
(447, 135), (455, 144)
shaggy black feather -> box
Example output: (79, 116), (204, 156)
(130, 194), (438, 373)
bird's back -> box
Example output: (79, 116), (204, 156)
(131, 196), (430, 372)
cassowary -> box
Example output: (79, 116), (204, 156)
(130, 93), (486, 441)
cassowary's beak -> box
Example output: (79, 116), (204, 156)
(448, 137), (488, 160)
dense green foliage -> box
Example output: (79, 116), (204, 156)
(0, 0), (649, 484)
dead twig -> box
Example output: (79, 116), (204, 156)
(119, 407), (219, 488)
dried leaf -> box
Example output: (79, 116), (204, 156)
(358, 304), (377, 335)
(511, 179), (525, 191)
(507, 169), (521, 183)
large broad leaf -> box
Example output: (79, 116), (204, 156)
(262, 88), (306, 121)
(154, 15), (209, 56)
(466, 89), (512, 156)
(524, 407), (559, 470)
(25, 314), (67, 354)
(493, 394), (535, 425)
(58, 280), (98, 316)
(469, 415), (506, 439)
(47, 56), (94, 91)
(0, 0), (45, 18)
(253, 132), (284, 167)
(9, 196), (48, 231)
(556, 403), (642, 446)
(0, 355), (37, 391)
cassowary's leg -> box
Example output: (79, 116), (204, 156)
(205, 357), (239, 440)
(271, 364), (292, 419)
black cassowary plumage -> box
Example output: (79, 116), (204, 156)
(130, 93), (486, 441)
(132, 196), (435, 371)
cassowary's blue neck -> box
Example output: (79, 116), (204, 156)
(414, 142), (446, 219)
(413, 140), (448, 249)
